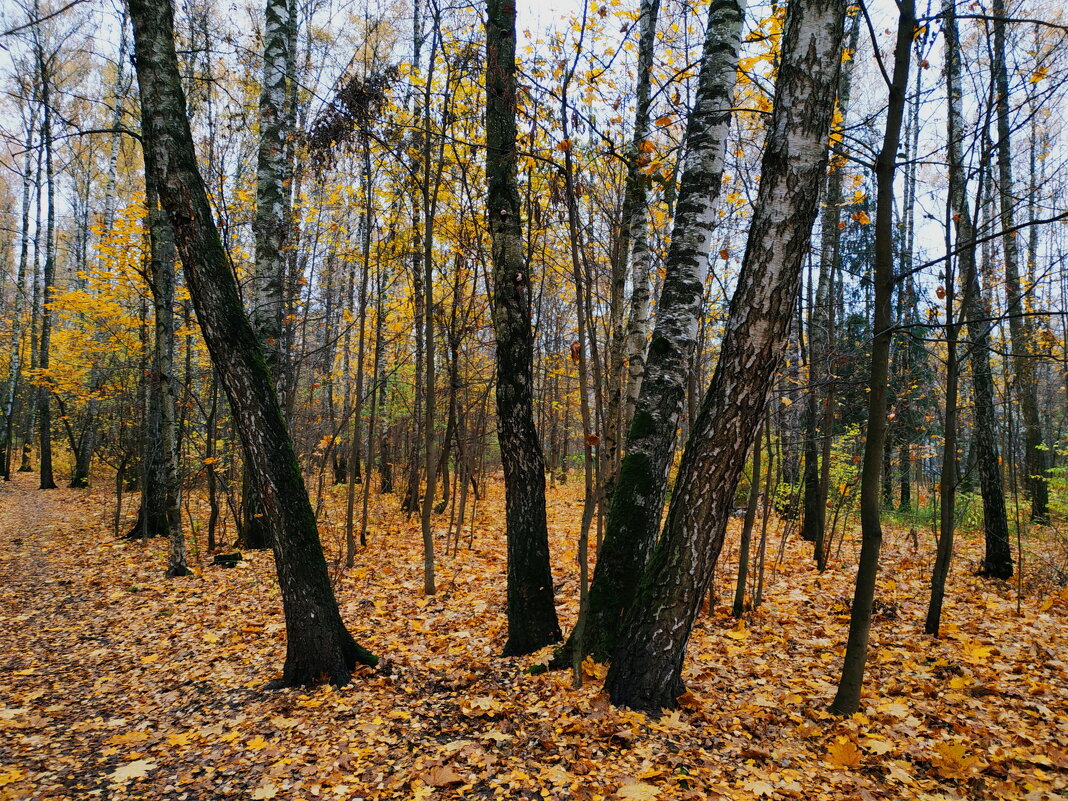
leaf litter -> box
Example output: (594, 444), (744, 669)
(0, 474), (1065, 800)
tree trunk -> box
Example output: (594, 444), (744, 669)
(561, 0), (744, 667)
(486, 0), (562, 655)
(36, 39), (56, 492)
(603, 0), (661, 491)
(3, 92), (37, 481)
(604, 0), (847, 712)
(240, 0), (296, 550)
(127, 0), (376, 685)
(733, 418), (763, 618)
(830, 0), (914, 716)
(145, 177), (190, 577)
(991, 0), (1048, 524)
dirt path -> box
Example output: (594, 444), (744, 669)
(0, 475), (143, 797)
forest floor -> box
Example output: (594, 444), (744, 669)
(0, 472), (1066, 801)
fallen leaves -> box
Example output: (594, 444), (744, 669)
(0, 477), (1066, 801)
(110, 759), (156, 783)
(615, 780), (660, 799)
(826, 737), (863, 769)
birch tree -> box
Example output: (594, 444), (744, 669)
(559, 0), (745, 667)
(127, 0), (376, 685)
(604, 0), (848, 712)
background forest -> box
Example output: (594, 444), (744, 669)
(0, 0), (1066, 797)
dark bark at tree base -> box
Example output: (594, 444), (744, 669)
(124, 511), (169, 539)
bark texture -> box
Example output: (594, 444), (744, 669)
(240, 0), (297, 551)
(604, 0), (847, 712)
(128, 0), (376, 685)
(486, 0), (562, 655)
(145, 178), (189, 577)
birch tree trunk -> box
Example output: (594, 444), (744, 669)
(561, 0), (744, 666)
(241, 0), (296, 550)
(146, 177), (190, 577)
(486, 0), (562, 655)
(605, 0), (847, 713)
(603, 0), (661, 487)
(127, 0), (376, 685)
(3, 92), (37, 481)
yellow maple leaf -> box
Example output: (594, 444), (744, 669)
(932, 741), (981, 777)
(826, 737), (863, 769)
(251, 784), (278, 800)
(744, 779), (775, 797)
(247, 736), (269, 750)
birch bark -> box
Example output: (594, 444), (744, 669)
(605, 0), (847, 712)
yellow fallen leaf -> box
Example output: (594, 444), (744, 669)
(251, 783), (278, 799)
(826, 737), (863, 769)
(423, 765), (463, 786)
(106, 731), (150, 746)
(932, 741), (981, 777)
(247, 735), (269, 751)
(110, 759), (156, 783)
(0, 768), (24, 787)
(167, 731), (193, 746)
(616, 781), (660, 800)
(744, 779), (775, 797)
(864, 737), (893, 755)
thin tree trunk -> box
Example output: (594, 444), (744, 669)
(830, 0), (915, 716)
(36, 35), (56, 492)
(733, 418), (762, 618)
(3, 93), (37, 481)
(991, 0), (1048, 524)
(146, 177), (190, 577)
(603, 0), (661, 490)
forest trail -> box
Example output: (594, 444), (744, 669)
(0, 474), (175, 797)
(0, 476), (1065, 800)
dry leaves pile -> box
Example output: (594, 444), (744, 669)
(0, 473), (1065, 800)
